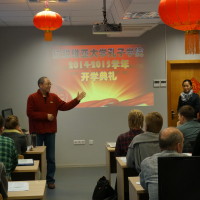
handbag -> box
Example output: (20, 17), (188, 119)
(92, 176), (116, 200)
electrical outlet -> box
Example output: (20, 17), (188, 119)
(78, 140), (81, 144)
(73, 140), (78, 145)
(89, 140), (94, 145)
(73, 140), (86, 145)
(153, 79), (160, 88)
(160, 79), (167, 87)
(80, 140), (86, 144)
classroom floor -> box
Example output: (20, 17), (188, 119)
(45, 167), (116, 200)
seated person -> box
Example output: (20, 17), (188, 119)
(2, 115), (27, 154)
(115, 109), (144, 157)
(140, 127), (186, 200)
(0, 115), (18, 178)
(0, 162), (8, 199)
(177, 105), (200, 152)
(126, 112), (163, 172)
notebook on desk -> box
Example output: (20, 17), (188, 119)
(18, 159), (34, 166)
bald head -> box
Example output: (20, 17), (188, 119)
(159, 127), (184, 153)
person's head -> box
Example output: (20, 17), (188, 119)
(128, 109), (144, 130)
(182, 79), (192, 93)
(0, 116), (4, 133)
(38, 76), (51, 94)
(4, 115), (20, 130)
(145, 112), (163, 133)
(159, 127), (184, 153)
(178, 105), (195, 124)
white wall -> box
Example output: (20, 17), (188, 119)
(0, 25), (198, 166)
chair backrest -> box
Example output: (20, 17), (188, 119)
(158, 156), (200, 200)
(192, 131), (200, 155)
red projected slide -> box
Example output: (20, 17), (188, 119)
(51, 44), (154, 108)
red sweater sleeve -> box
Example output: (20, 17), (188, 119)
(57, 96), (80, 111)
(27, 95), (48, 120)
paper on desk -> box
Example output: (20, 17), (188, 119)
(119, 157), (127, 163)
(107, 142), (116, 148)
(183, 153), (192, 156)
(27, 145), (33, 151)
(8, 182), (29, 191)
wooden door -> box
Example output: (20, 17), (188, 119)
(167, 60), (200, 126)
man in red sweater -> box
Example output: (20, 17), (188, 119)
(27, 77), (86, 189)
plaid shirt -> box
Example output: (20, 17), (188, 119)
(115, 129), (143, 157)
(0, 136), (18, 177)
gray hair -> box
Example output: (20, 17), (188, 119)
(38, 77), (47, 87)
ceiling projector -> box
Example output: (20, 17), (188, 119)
(93, 23), (122, 34)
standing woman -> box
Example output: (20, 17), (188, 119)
(177, 79), (200, 118)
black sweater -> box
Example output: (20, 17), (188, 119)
(177, 93), (200, 117)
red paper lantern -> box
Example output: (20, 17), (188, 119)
(158, 0), (200, 54)
(33, 8), (62, 41)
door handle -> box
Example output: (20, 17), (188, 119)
(171, 110), (176, 120)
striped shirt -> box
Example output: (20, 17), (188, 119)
(0, 136), (18, 177)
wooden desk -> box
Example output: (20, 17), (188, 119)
(116, 157), (138, 200)
(8, 180), (46, 200)
(106, 146), (116, 183)
(23, 146), (47, 180)
(11, 160), (40, 181)
(128, 177), (148, 200)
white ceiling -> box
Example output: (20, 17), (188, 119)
(0, 0), (162, 37)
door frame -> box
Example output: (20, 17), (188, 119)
(167, 60), (200, 126)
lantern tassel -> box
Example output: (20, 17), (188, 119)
(185, 30), (200, 54)
(44, 31), (52, 41)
